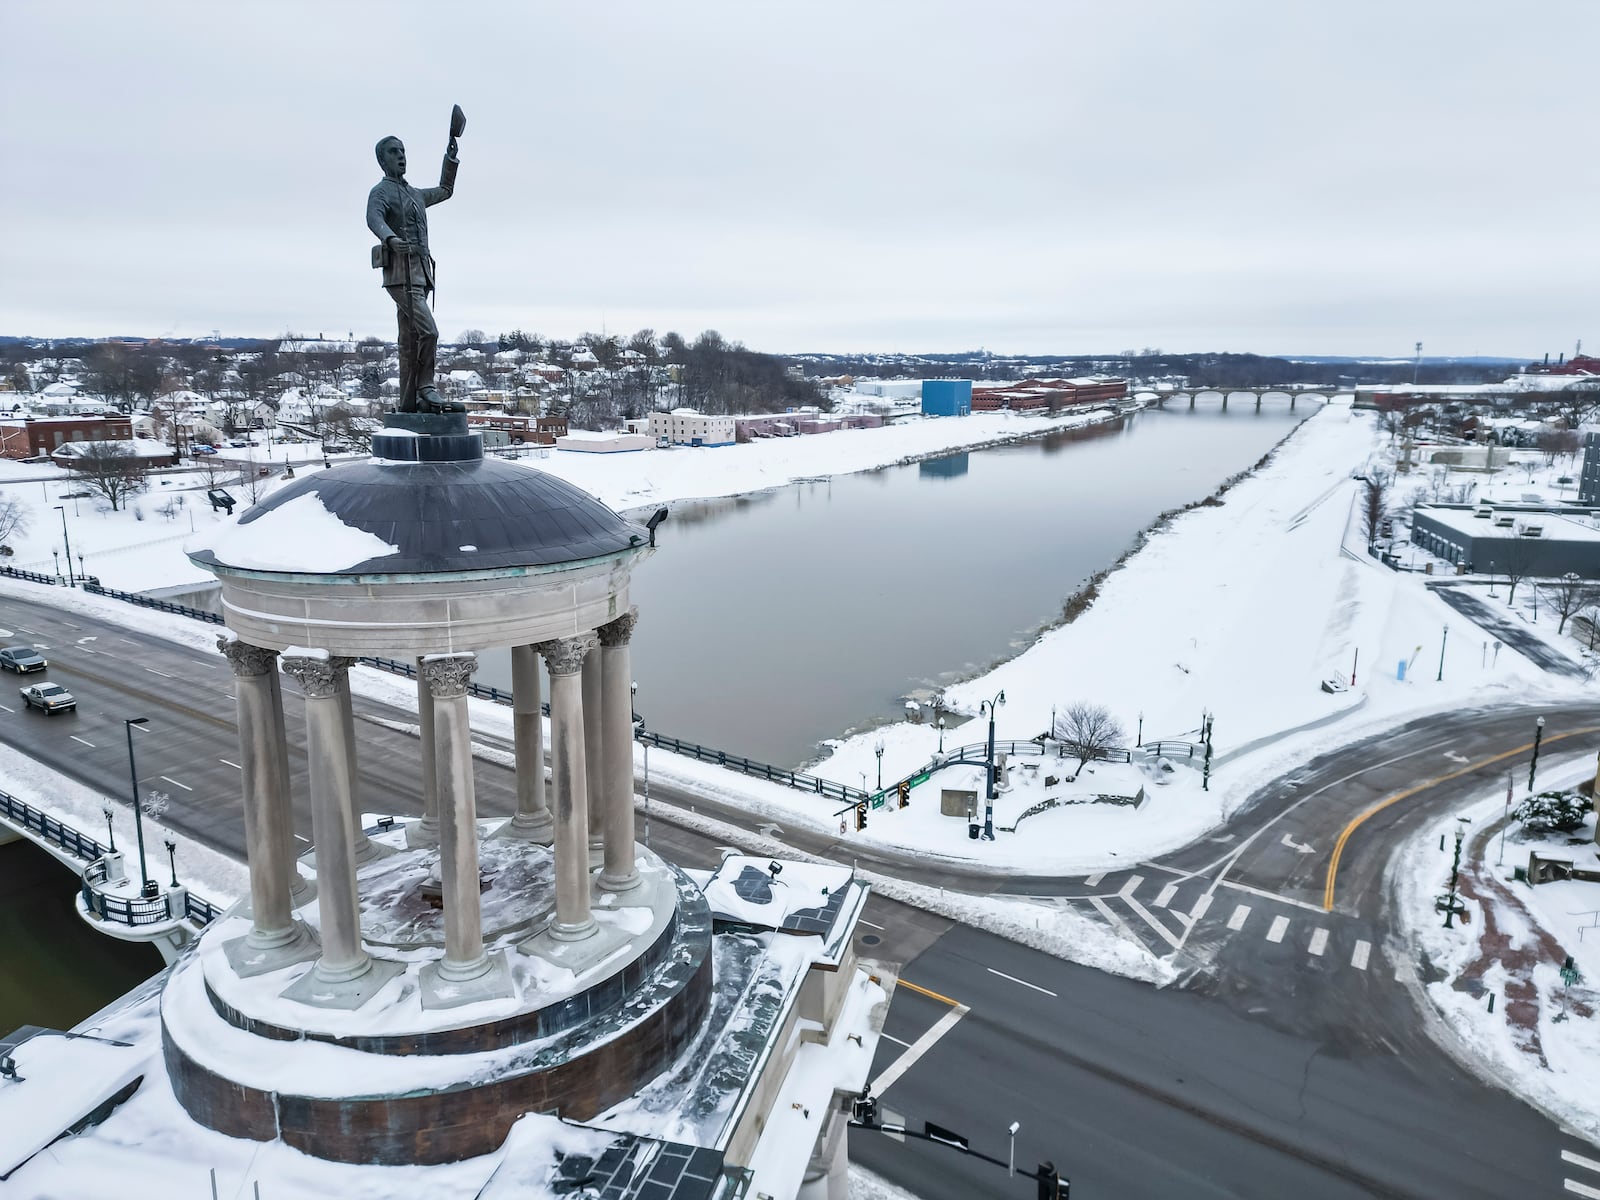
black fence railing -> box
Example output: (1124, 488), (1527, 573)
(636, 730), (871, 804)
(0, 791), (104, 860)
(0, 564), (58, 586)
(82, 580), (225, 624)
(1, 789), (222, 929)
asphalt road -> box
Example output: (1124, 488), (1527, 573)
(3, 588), (1597, 1196)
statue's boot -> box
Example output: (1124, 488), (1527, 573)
(417, 385), (465, 414)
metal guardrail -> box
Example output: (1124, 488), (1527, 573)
(0, 564), (58, 586)
(636, 730), (870, 804)
(1, 789), (221, 929)
(83, 580), (224, 624)
(0, 791), (104, 860)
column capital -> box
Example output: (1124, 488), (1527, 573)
(537, 634), (596, 676)
(596, 607), (640, 648)
(420, 652), (478, 699)
(217, 636), (277, 677)
(281, 653), (346, 699)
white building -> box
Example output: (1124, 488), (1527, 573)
(648, 408), (736, 447)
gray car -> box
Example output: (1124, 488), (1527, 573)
(0, 646), (47, 673)
(20, 682), (75, 714)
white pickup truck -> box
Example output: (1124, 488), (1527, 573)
(20, 682), (76, 714)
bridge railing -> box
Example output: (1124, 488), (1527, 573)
(0, 791), (104, 860)
(0, 564), (59, 586)
(83, 580), (224, 624)
(79, 860), (175, 926)
(635, 729), (870, 804)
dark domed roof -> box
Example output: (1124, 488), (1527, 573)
(190, 457), (648, 576)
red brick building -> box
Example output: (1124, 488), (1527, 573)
(0, 415), (133, 460)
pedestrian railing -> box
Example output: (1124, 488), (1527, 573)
(1, 788), (222, 930)
(634, 729), (871, 804)
(82, 580), (224, 624)
(0, 564), (58, 586)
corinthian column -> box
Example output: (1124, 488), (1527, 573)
(331, 657), (376, 863)
(409, 663), (440, 848)
(218, 637), (317, 976)
(539, 634), (597, 941)
(597, 609), (641, 892)
(280, 653), (398, 1007)
(416, 653), (512, 1007)
(581, 642), (606, 868)
(498, 643), (553, 842)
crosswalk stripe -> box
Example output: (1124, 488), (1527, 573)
(1563, 1150), (1600, 1174)
(1189, 893), (1212, 921)
(1154, 883), (1179, 908)
(1119, 874), (1145, 899)
(1564, 1178), (1600, 1198)
(1083, 872), (1105, 887)
(1308, 928), (1329, 956)
(1351, 940), (1370, 971)
(1228, 904), (1251, 931)
(1267, 915), (1290, 944)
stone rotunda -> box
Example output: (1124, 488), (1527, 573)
(165, 415), (712, 1163)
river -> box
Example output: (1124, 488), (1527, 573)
(474, 402), (1312, 767)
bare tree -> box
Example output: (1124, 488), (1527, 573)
(0, 494), (30, 550)
(74, 442), (150, 512)
(1360, 474), (1389, 549)
(1052, 702), (1127, 774)
(1499, 529), (1536, 606)
(1540, 572), (1594, 635)
(1578, 596), (1600, 651)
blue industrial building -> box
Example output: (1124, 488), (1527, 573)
(921, 379), (972, 417)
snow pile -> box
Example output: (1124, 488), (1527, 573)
(186, 491), (399, 572)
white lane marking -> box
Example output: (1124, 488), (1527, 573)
(1308, 928), (1329, 957)
(76, 636), (97, 644)
(1267, 915), (1290, 944)
(79, 646), (96, 655)
(131, 721), (150, 732)
(1228, 904), (1251, 930)
(986, 967), (1057, 998)
(60, 621), (80, 630)
(1119, 877), (1182, 951)
(1280, 832), (1316, 854)
(145, 668), (174, 679)
(1118, 874), (1144, 898)
(293, 834), (312, 845)
(0, 703), (12, 713)
(1352, 940), (1371, 971)
(1564, 1178), (1600, 1198)
(16, 627), (35, 634)
(1563, 1150), (1600, 1174)
(880, 1033), (913, 1049)
(160, 776), (194, 792)
(1219, 877), (1330, 913)
(1090, 895), (1144, 946)
(220, 759), (242, 770)
(871, 1003), (969, 1096)
(69, 735), (95, 748)
(118, 638), (138, 645)
(1083, 872), (1105, 887)
(1154, 882), (1179, 908)
(1188, 893), (1212, 922)
(859, 917), (885, 930)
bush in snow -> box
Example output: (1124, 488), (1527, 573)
(1514, 790), (1590, 833)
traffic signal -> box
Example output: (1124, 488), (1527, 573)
(854, 802), (868, 831)
(897, 781), (910, 807)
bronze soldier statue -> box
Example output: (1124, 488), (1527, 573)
(367, 106), (466, 414)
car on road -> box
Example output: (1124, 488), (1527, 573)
(192, 445), (219, 455)
(0, 646), (47, 673)
(19, 682), (75, 714)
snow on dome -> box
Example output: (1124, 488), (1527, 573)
(186, 492), (399, 573)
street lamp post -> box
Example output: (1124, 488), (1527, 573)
(937, 716), (945, 754)
(1137, 710), (1144, 748)
(164, 838), (179, 888)
(1529, 716), (1546, 793)
(101, 805), (116, 853)
(53, 506), (74, 586)
(124, 717), (157, 898)
(979, 690), (1006, 840)
(874, 738), (884, 791)
(1436, 624), (1449, 682)
(1008, 1120), (1020, 1178)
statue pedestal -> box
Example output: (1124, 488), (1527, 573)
(373, 412), (482, 463)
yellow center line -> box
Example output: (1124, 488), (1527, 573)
(896, 977), (964, 1008)
(1322, 725), (1600, 912)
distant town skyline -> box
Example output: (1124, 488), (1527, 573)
(5, 1), (1597, 359)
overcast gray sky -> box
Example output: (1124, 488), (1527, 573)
(4, 1), (1595, 357)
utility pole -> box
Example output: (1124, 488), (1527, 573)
(1414, 341), (1423, 386)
